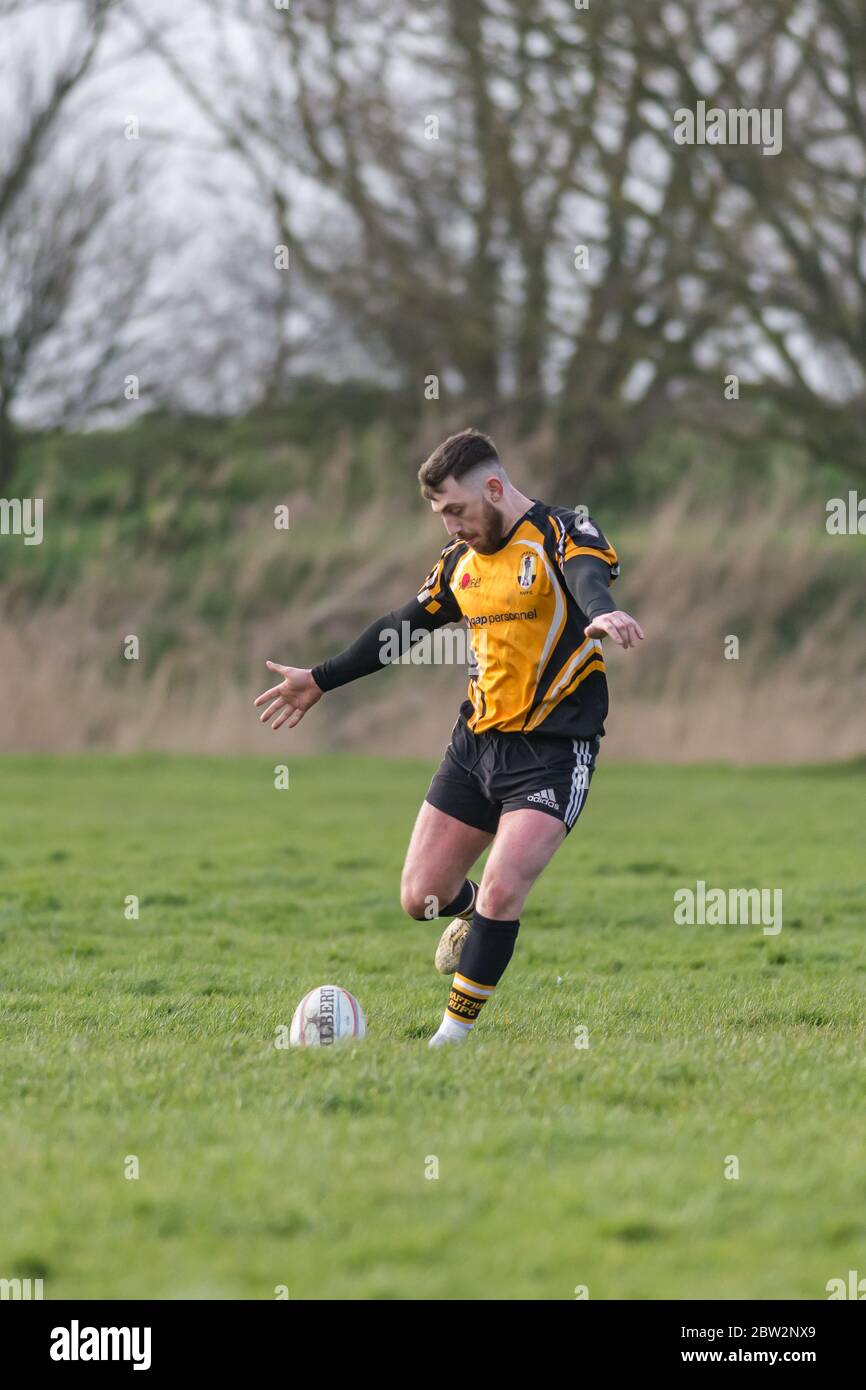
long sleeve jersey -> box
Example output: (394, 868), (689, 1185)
(310, 499), (620, 739)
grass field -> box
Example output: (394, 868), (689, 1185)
(1, 753), (864, 1300)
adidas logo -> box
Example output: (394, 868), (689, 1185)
(527, 787), (559, 810)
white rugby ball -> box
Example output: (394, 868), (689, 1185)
(290, 984), (366, 1046)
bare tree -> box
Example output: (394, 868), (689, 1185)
(135, 0), (866, 478)
(0, 0), (165, 487)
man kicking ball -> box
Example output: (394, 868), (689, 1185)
(254, 429), (643, 1047)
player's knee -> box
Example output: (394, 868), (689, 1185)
(399, 876), (432, 921)
(478, 874), (522, 920)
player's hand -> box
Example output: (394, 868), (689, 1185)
(254, 662), (323, 730)
(584, 610), (644, 650)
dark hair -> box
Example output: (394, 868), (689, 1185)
(418, 428), (499, 496)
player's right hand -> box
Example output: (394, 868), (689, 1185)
(254, 662), (323, 731)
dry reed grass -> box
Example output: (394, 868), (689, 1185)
(1, 479), (863, 762)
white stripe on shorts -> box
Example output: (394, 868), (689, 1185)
(565, 739), (593, 827)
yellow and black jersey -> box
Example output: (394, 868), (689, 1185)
(310, 499), (620, 740)
(415, 500), (619, 739)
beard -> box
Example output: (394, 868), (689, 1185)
(471, 498), (507, 553)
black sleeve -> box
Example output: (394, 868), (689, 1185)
(562, 554), (618, 620)
(310, 595), (456, 693)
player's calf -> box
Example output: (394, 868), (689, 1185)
(428, 809), (568, 1045)
(428, 909), (520, 1047)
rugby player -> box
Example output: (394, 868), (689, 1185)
(254, 429), (644, 1047)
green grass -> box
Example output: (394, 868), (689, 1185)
(0, 754), (864, 1299)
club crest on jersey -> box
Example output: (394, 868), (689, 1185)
(517, 551), (538, 591)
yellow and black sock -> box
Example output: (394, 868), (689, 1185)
(439, 911), (520, 1037)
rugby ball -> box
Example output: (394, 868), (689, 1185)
(290, 984), (366, 1046)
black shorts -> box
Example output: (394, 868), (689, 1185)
(425, 717), (600, 837)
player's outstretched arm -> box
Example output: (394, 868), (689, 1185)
(255, 662), (323, 731)
(254, 591), (455, 731)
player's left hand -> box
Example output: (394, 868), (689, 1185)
(255, 662), (323, 730)
(584, 610), (644, 649)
